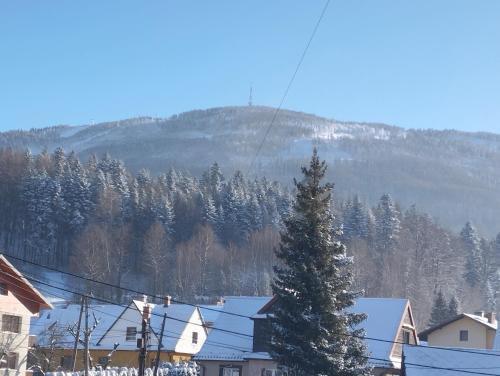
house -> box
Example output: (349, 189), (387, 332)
(195, 296), (419, 376)
(418, 312), (497, 349)
(0, 254), (52, 375)
(31, 301), (124, 370)
(403, 344), (500, 376)
(194, 296), (274, 376)
(96, 296), (208, 367)
(32, 296), (209, 370)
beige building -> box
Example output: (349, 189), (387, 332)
(419, 312), (497, 349)
(0, 254), (52, 376)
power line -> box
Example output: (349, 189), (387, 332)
(1, 268), (253, 340)
(3, 253), (248, 319)
(4, 268), (500, 375)
(6, 254), (500, 361)
(247, 0), (331, 173)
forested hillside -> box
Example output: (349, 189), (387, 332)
(1, 106), (500, 236)
(0, 147), (499, 328)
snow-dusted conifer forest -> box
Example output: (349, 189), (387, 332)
(0, 147), (499, 328)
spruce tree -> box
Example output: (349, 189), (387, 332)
(429, 291), (449, 327)
(271, 149), (369, 376)
(448, 296), (459, 318)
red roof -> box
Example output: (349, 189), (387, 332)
(0, 254), (52, 314)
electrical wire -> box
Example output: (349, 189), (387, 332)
(247, 0), (331, 173)
(5, 255), (500, 361)
(3, 268), (500, 374)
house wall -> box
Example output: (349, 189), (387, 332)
(198, 360), (248, 376)
(97, 304), (143, 351)
(427, 317), (490, 349)
(247, 359), (279, 376)
(41, 348), (190, 370)
(0, 288), (36, 376)
(252, 319), (271, 353)
(174, 309), (207, 355)
(391, 305), (418, 360)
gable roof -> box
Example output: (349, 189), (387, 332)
(404, 344), (500, 376)
(0, 254), (52, 314)
(94, 299), (154, 349)
(199, 304), (223, 326)
(419, 313), (497, 341)
(352, 298), (412, 368)
(31, 302), (123, 347)
(194, 296), (273, 361)
(149, 303), (202, 351)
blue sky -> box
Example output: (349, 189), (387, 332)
(1, 1), (500, 133)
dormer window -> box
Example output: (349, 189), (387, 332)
(0, 283), (7, 295)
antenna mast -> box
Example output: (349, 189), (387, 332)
(248, 85), (253, 106)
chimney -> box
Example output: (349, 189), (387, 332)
(486, 312), (496, 325)
(163, 295), (172, 307)
(142, 304), (151, 320)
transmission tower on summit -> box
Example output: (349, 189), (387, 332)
(248, 85), (253, 106)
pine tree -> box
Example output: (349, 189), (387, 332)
(448, 296), (459, 318)
(375, 193), (400, 253)
(461, 222), (482, 287)
(271, 149), (369, 376)
(428, 291), (449, 327)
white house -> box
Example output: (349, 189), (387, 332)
(96, 297), (208, 366)
(0, 254), (52, 375)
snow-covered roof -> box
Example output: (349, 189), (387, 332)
(463, 313), (497, 329)
(194, 296), (410, 367)
(31, 302), (124, 348)
(420, 313), (497, 341)
(149, 303), (200, 351)
(198, 305), (223, 325)
(404, 345), (500, 376)
(194, 296), (272, 361)
(351, 298), (409, 368)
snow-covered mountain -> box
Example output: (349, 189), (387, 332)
(2, 105), (500, 235)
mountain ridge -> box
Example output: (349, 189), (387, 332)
(1, 105), (499, 236)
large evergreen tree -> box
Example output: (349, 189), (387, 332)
(428, 291), (450, 327)
(271, 149), (369, 376)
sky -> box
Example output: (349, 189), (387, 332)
(1, 1), (500, 133)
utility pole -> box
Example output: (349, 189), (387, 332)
(71, 297), (84, 372)
(138, 304), (150, 376)
(153, 313), (167, 376)
(83, 296), (89, 376)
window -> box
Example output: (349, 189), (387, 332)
(98, 356), (110, 367)
(261, 370), (288, 376)
(220, 366), (241, 376)
(192, 331), (198, 344)
(460, 330), (469, 341)
(6, 353), (17, 369)
(2, 315), (21, 333)
(403, 330), (411, 344)
(60, 355), (74, 369)
(126, 327), (137, 341)
(0, 283), (7, 296)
